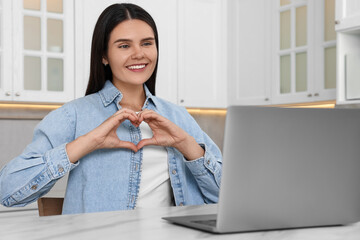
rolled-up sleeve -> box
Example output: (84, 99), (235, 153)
(183, 143), (222, 203)
(0, 105), (78, 207)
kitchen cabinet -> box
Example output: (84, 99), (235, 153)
(229, 0), (336, 106)
(227, 0), (272, 106)
(177, 0), (227, 108)
(271, 0), (336, 105)
(335, 0), (360, 32)
(0, 0), (75, 103)
(335, 0), (360, 104)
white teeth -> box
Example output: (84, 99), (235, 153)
(128, 64), (146, 70)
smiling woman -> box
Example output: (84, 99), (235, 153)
(101, 19), (158, 110)
(0, 3), (222, 215)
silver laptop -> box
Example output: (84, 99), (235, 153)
(163, 106), (360, 233)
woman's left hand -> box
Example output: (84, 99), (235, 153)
(136, 110), (204, 160)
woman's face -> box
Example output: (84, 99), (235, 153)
(103, 19), (157, 90)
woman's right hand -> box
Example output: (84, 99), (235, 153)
(66, 108), (139, 163)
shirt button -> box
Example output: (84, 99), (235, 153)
(58, 166), (64, 173)
(31, 185), (38, 190)
(135, 135), (139, 141)
(207, 160), (211, 165)
(172, 169), (177, 175)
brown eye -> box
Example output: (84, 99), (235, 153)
(142, 42), (152, 46)
(119, 44), (130, 49)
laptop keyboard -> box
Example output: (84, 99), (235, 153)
(191, 219), (217, 227)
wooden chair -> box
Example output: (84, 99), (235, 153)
(37, 197), (64, 216)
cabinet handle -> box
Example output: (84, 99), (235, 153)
(5, 91), (11, 96)
(265, 98), (269, 101)
(15, 92), (21, 97)
(307, 94), (312, 97)
(180, 99), (184, 103)
(314, 93), (319, 97)
(334, 20), (340, 25)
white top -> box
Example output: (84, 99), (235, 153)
(136, 121), (173, 208)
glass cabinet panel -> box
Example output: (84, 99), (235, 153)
(296, 52), (307, 92)
(296, 6), (307, 47)
(47, 58), (63, 91)
(24, 16), (41, 50)
(47, 18), (63, 52)
(324, 47), (336, 89)
(47, 0), (62, 13)
(324, 0), (336, 41)
(24, 56), (41, 90)
(280, 10), (291, 50)
(280, 0), (291, 6)
(280, 55), (291, 94)
(23, 0), (41, 11)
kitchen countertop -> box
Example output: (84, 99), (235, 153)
(1, 204), (360, 240)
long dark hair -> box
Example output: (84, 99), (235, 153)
(85, 3), (159, 96)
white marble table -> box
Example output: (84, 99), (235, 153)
(1, 204), (360, 240)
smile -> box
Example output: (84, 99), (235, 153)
(127, 64), (147, 70)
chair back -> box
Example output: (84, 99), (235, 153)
(37, 197), (64, 216)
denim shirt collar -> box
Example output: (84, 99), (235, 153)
(98, 80), (156, 108)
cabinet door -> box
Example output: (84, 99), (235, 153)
(272, 0), (336, 105)
(272, 0), (313, 104)
(0, 0), (12, 101)
(335, 0), (360, 32)
(12, 0), (74, 103)
(314, 0), (337, 101)
(227, 0), (271, 106)
(178, 0), (227, 108)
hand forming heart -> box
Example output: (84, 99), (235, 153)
(66, 108), (205, 164)
(87, 108), (189, 153)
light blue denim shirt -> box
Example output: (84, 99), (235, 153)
(0, 80), (222, 214)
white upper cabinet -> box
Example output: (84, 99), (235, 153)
(272, 0), (336, 104)
(335, 0), (360, 104)
(229, 0), (336, 106)
(0, 1), (12, 101)
(177, 0), (227, 108)
(335, 0), (360, 32)
(0, 0), (74, 103)
(227, 0), (272, 106)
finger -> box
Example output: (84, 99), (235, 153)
(113, 108), (138, 121)
(118, 141), (138, 152)
(137, 138), (157, 150)
(138, 110), (162, 123)
(112, 110), (139, 124)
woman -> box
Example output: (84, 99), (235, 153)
(0, 3), (222, 214)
